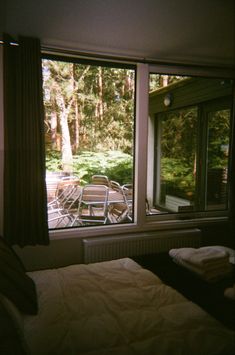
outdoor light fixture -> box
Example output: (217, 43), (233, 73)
(163, 93), (173, 107)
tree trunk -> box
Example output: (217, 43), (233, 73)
(56, 94), (73, 173)
(50, 111), (58, 150)
(60, 112), (73, 173)
(98, 66), (103, 121)
(74, 104), (80, 153)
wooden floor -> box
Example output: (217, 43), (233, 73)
(133, 252), (235, 330)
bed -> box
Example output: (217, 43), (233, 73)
(1, 237), (235, 355)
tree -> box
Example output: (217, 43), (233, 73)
(43, 60), (74, 172)
(43, 59), (136, 172)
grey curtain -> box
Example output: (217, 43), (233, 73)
(3, 34), (49, 246)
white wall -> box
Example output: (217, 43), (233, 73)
(13, 237), (84, 271)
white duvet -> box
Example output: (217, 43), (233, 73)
(23, 258), (235, 355)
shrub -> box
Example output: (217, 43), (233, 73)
(71, 151), (133, 185)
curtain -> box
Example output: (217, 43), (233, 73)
(229, 102), (235, 244)
(3, 34), (49, 246)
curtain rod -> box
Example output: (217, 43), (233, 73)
(1, 39), (234, 76)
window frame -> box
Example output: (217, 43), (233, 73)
(152, 98), (232, 214)
(42, 54), (138, 235)
(47, 63), (234, 241)
(146, 65), (234, 225)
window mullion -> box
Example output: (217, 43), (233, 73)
(135, 63), (149, 226)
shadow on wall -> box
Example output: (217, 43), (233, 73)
(13, 237), (84, 271)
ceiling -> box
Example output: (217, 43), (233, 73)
(1, 0), (235, 68)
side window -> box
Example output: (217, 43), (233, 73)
(147, 75), (234, 215)
(205, 108), (230, 211)
(155, 106), (198, 213)
(43, 58), (136, 229)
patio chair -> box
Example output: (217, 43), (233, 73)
(73, 184), (109, 225)
(122, 184), (133, 221)
(48, 179), (81, 228)
(48, 178), (80, 210)
(108, 180), (129, 223)
(108, 202), (130, 223)
(91, 175), (110, 187)
(110, 180), (121, 191)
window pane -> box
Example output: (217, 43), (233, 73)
(43, 59), (135, 229)
(158, 107), (198, 212)
(148, 75), (233, 216)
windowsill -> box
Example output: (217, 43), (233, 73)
(49, 214), (229, 241)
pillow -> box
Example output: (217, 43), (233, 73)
(0, 236), (38, 314)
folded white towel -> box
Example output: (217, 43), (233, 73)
(196, 259), (231, 271)
(171, 256), (233, 282)
(169, 247), (229, 267)
(208, 245), (235, 264)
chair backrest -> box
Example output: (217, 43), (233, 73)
(56, 179), (80, 205)
(91, 175), (110, 187)
(110, 180), (122, 192)
(81, 184), (108, 203)
(122, 184), (132, 204)
(78, 184), (109, 224)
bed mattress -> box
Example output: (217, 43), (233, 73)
(23, 258), (235, 355)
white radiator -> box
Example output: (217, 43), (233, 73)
(83, 228), (201, 263)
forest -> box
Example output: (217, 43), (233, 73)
(43, 60), (230, 206)
(43, 60), (185, 186)
(43, 59), (135, 185)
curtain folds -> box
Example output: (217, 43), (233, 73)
(229, 101), (235, 241)
(3, 34), (49, 246)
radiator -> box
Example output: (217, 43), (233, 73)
(83, 228), (201, 263)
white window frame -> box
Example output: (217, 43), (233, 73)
(0, 50), (233, 240)
(145, 64), (234, 224)
(49, 63), (150, 240)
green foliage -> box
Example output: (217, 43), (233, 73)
(161, 157), (195, 200)
(47, 150), (134, 186)
(104, 151), (133, 185)
(207, 109), (230, 169)
(45, 151), (62, 171)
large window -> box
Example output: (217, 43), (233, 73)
(147, 74), (234, 215)
(0, 54), (234, 238)
(41, 59), (234, 233)
(42, 57), (135, 229)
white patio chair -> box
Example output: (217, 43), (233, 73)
(122, 184), (133, 221)
(48, 179), (81, 228)
(73, 184), (109, 226)
(91, 175), (110, 187)
(108, 181), (129, 223)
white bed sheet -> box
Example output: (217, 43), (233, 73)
(23, 257), (235, 355)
